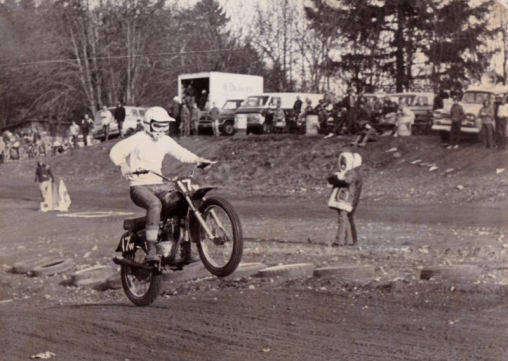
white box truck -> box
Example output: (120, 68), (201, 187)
(177, 72), (264, 111)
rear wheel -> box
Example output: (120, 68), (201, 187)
(120, 248), (161, 306)
(196, 197), (243, 277)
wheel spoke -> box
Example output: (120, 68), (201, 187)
(200, 205), (234, 268)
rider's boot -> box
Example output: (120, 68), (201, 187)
(145, 241), (161, 263)
(145, 228), (161, 263)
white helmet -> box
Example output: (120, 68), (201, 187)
(143, 106), (174, 138)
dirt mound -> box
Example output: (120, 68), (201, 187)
(1, 134), (507, 205)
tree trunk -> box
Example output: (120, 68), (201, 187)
(395, 5), (405, 92)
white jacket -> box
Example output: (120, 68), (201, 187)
(109, 132), (203, 186)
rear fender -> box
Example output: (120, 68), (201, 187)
(115, 231), (144, 253)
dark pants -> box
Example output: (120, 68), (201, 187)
(346, 109), (357, 135)
(481, 123), (494, 148)
(450, 121), (461, 145)
(348, 212), (357, 244)
(117, 120), (124, 136)
(495, 118), (506, 149)
(103, 124), (110, 142)
(130, 183), (178, 231)
(82, 132), (89, 146)
(72, 135), (79, 149)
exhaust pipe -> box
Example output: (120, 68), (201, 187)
(112, 256), (152, 271)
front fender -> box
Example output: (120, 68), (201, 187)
(191, 187), (216, 201)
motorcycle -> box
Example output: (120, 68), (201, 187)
(113, 163), (243, 306)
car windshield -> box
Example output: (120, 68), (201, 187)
(462, 92), (492, 104)
(222, 100), (242, 110)
(241, 96), (269, 108)
(397, 95), (415, 106)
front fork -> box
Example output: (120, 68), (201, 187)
(176, 180), (226, 240)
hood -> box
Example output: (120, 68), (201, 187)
(338, 152), (355, 173)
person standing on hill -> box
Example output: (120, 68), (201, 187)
(341, 88), (356, 135)
(448, 94), (465, 149)
(80, 114), (93, 146)
(0, 135), (5, 164)
(69, 121), (81, 149)
(478, 98), (495, 149)
(114, 102), (126, 137)
(209, 102), (220, 137)
(35, 160), (54, 211)
(98, 105), (113, 142)
(190, 102), (200, 136)
(170, 96), (182, 137)
(293, 96), (302, 118)
(180, 103), (191, 137)
(496, 96), (508, 150)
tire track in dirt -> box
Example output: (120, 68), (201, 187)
(2, 287), (506, 361)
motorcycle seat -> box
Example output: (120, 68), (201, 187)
(123, 217), (146, 232)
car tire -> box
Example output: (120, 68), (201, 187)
(222, 122), (235, 136)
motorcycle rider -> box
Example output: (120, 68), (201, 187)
(109, 106), (212, 263)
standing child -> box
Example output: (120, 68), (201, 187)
(327, 152), (363, 246)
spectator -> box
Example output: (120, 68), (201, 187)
(98, 105), (113, 142)
(113, 102), (126, 137)
(478, 98), (495, 149)
(69, 121), (81, 149)
(293, 96), (302, 118)
(495, 95), (507, 150)
(35, 160), (54, 212)
(341, 88), (356, 135)
(394, 102), (415, 137)
(448, 93), (465, 149)
(180, 102), (191, 136)
(80, 114), (93, 146)
(135, 119), (144, 132)
(351, 122), (380, 147)
(0, 135), (5, 164)
(190, 102), (200, 136)
(170, 96), (182, 137)
(327, 152), (363, 246)
(273, 101), (285, 130)
(197, 89), (208, 110)
(9, 137), (20, 160)
(209, 102), (220, 137)
(304, 98), (320, 135)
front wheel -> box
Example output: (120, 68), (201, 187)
(120, 248), (161, 306)
(196, 197), (243, 277)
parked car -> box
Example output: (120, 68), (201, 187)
(432, 85), (508, 140)
(197, 99), (244, 135)
(383, 92), (434, 133)
(234, 93), (323, 134)
(92, 106), (147, 140)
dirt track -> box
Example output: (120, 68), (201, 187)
(3, 286), (507, 361)
(1, 136), (508, 360)
(1, 187), (507, 360)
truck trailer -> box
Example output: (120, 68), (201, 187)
(177, 72), (264, 111)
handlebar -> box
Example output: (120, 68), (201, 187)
(128, 161), (216, 180)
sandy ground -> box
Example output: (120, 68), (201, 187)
(1, 135), (508, 360)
